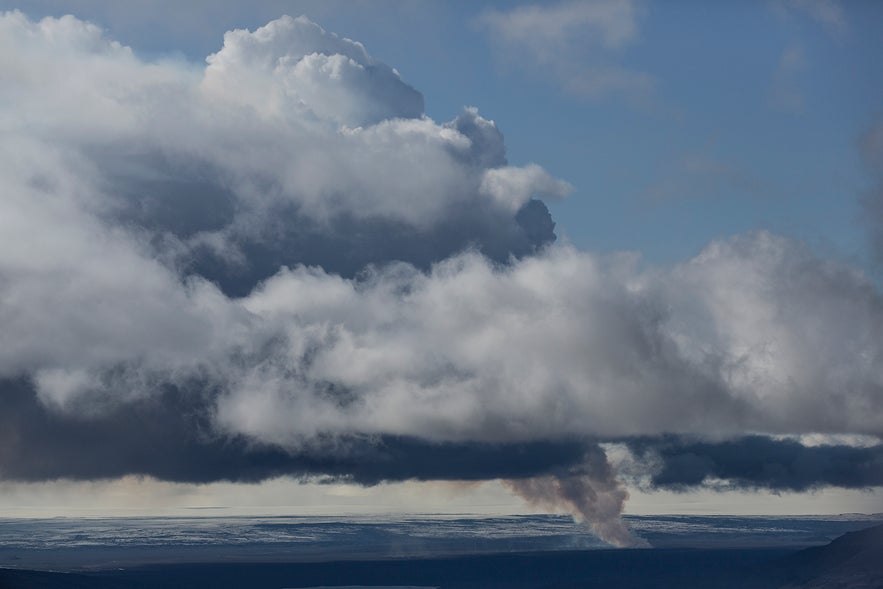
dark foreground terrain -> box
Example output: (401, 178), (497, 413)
(3, 527), (882, 589)
(1, 518), (880, 589)
(0, 547), (798, 589)
(774, 524), (883, 589)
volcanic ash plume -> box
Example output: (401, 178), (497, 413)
(505, 445), (648, 548)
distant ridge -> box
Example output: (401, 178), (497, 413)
(776, 524), (883, 588)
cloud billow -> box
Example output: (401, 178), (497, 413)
(1, 11), (882, 546)
(474, 0), (653, 100)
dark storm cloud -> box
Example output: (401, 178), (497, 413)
(0, 374), (640, 545)
(104, 150), (556, 297)
(0, 378), (587, 485)
(625, 435), (883, 492)
(192, 199), (555, 297)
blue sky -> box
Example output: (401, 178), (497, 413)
(14, 0), (883, 269)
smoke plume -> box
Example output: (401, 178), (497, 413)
(505, 446), (646, 547)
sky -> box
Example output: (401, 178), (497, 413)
(0, 0), (881, 545)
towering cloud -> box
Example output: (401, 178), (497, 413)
(201, 15), (424, 127)
(0, 11), (566, 294)
(0, 11), (881, 547)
